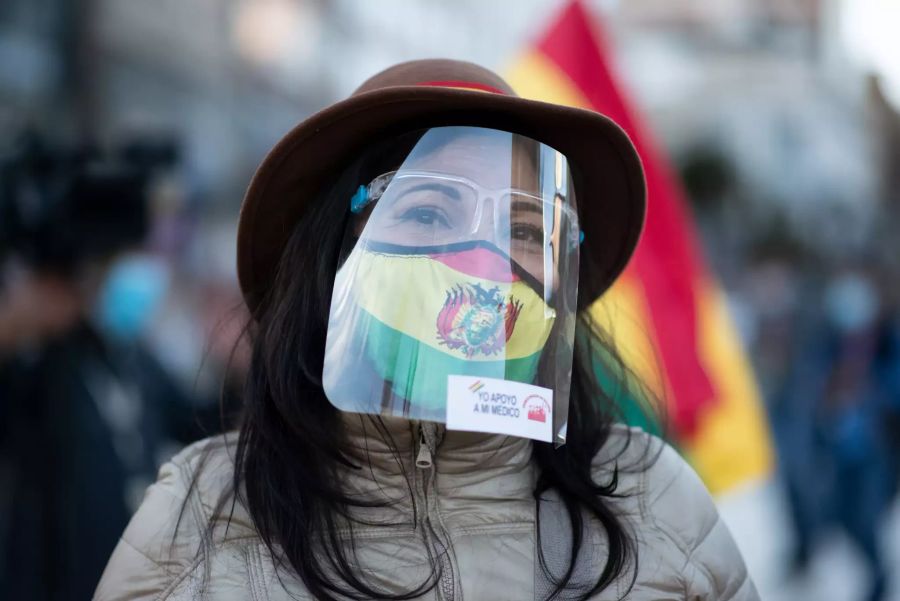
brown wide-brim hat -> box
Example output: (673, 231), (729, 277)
(237, 58), (646, 314)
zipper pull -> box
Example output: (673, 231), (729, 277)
(416, 429), (433, 468)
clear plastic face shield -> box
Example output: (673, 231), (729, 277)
(323, 127), (579, 445)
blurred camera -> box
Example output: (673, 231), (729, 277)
(0, 131), (179, 275)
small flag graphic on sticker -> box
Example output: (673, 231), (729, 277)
(468, 380), (485, 393)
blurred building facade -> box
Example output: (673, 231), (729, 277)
(2, 0), (894, 235)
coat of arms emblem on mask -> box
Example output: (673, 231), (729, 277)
(436, 283), (522, 357)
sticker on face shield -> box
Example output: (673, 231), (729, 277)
(446, 375), (553, 442)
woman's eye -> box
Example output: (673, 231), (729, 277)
(511, 223), (543, 245)
(400, 206), (451, 228)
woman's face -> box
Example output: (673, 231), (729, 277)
(353, 130), (553, 285)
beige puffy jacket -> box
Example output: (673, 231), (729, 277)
(95, 419), (759, 601)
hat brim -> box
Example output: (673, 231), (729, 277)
(237, 86), (646, 312)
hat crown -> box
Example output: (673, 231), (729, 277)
(353, 59), (517, 97)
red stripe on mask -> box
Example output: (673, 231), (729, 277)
(430, 246), (520, 283)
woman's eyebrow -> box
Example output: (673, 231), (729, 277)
(402, 181), (462, 201)
(510, 198), (543, 215)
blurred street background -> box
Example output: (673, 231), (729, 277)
(1, 1), (899, 599)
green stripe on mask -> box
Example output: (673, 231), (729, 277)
(362, 308), (543, 414)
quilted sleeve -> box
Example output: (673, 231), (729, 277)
(643, 442), (761, 601)
(93, 440), (219, 600)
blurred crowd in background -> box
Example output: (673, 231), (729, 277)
(0, 1), (899, 600)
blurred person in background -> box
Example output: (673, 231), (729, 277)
(755, 255), (900, 601)
(810, 266), (898, 601)
(0, 133), (202, 600)
(96, 59), (757, 601)
(743, 253), (833, 578)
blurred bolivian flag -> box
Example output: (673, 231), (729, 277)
(507, 0), (772, 494)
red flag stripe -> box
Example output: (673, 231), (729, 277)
(536, 0), (715, 435)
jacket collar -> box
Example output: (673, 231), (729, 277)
(338, 415), (535, 519)
(340, 414), (533, 473)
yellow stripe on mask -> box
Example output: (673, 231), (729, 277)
(338, 249), (555, 362)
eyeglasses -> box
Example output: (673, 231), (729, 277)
(351, 170), (580, 255)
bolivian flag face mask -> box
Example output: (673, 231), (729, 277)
(323, 127), (580, 445)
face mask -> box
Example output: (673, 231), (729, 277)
(824, 273), (878, 334)
(95, 254), (169, 341)
(324, 240), (556, 417)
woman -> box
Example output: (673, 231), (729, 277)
(96, 60), (758, 600)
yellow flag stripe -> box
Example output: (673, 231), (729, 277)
(506, 52), (593, 108)
(685, 281), (773, 492)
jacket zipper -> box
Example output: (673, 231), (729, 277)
(416, 429), (433, 468)
(415, 424), (459, 601)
